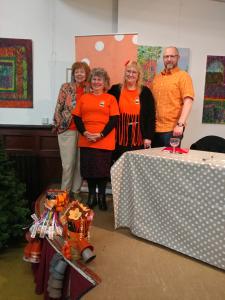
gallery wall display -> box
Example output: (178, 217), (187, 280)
(137, 46), (190, 88)
(75, 33), (138, 85)
(75, 35), (190, 91)
(202, 55), (225, 124)
(0, 38), (33, 108)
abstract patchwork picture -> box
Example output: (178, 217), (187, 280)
(0, 38), (33, 108)
(202, 55), (225, 124)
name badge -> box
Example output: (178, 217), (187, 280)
(99, 101), (105, 107)
(135, 98), (140, 104)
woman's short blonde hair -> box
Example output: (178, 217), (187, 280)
(122, 60), (143, 91)
(71, 61), (91, 83)
(88, 68), (110, 92)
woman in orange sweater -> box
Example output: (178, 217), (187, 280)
(72, 68), (119, 210)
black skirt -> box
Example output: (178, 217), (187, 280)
(80, 147), (113, 178)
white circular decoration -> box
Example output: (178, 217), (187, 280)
(81, 58), (90, 65)
(114, 34), (124, 41)
(95, 41), (104, 51)
(132, 35), (138, 44)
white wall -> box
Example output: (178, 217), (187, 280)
(118, 0), (225, 147)
(0, 0), (113, 125)
(1, 0), (225, 147)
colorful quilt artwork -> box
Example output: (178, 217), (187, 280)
(202, 55), (225, 124)
(75, 34), (138, 85)
(0, 38), (33, 108)
(137, 46), (190, 88)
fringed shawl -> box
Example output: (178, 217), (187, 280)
(117, 88), (143, 147)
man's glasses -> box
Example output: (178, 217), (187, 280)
(163, 55), (178, 59)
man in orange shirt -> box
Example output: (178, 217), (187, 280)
(152, 46), (194, 147)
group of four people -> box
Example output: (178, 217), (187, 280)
(53, 46), (194, 211)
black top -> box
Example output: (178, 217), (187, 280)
(108, 84), (155, 140)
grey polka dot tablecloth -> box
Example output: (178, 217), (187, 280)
(111, 148), (225, 270)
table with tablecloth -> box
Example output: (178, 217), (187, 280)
(111, 148), (225, 270)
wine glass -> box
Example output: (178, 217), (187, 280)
(170, 137), (180, 154)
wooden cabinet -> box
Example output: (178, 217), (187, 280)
(0, 125), (62, 207)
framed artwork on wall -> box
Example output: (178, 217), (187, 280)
(137, 46), (190, 88)
(0, 38), (33, 108)
(202, 55), (225, 124)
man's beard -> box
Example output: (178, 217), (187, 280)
(166, 63), (174, 70)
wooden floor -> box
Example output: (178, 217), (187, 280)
(1, 193), (225, 300)
(83, 196), (225, 300)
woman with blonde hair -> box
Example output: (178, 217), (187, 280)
(108, 60), (155, 161)
(72, 68), (119, 210)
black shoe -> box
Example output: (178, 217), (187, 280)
(98, 194), (107, 211)
(87, 194), (97, 208)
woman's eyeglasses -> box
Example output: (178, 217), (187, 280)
(126, 70), (138, 74)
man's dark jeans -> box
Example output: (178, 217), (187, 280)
(153, 131), (183, 147)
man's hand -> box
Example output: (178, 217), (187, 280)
(173, 125), (184, 137)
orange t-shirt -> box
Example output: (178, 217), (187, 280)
(152, 67), (194, 132)
(119, 88), (140, 115)
(68, 86), (85, 130)
(72, 93), (119, 150)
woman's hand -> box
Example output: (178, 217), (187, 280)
(83, 131), (93, 141)
(144, 139), (151, 149)
(83, 131), (102, 142)
(51, 125), (57, 134)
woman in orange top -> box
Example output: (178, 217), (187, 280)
(53, 61), (90, 198)
(108, 60), (155, 161)
(72, 68), (119, 210)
